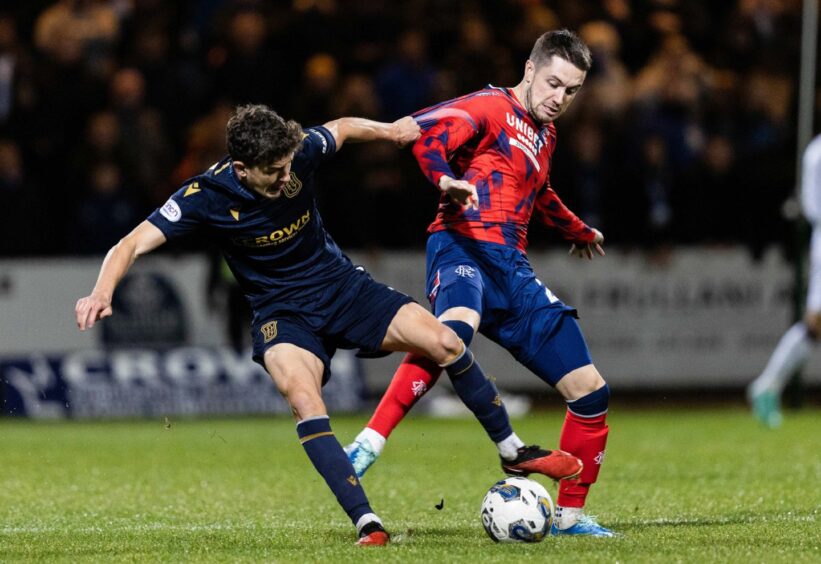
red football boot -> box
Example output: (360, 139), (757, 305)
(356, 522), (390, 547)
(501, 446), (583, 480)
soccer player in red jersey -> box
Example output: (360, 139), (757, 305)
(346, 30), (616, 537)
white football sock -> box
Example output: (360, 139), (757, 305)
(554, 506), (583, 530)
(750, 322), (813, 397)
(357, 427), (386, 454)
(496, 432), (525, 461)
(355, 512), (382, 534)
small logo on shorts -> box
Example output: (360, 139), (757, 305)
(492, 394), (502, 406)
(594, 450), (606, 465)
(454, 265), (476, 278)
(260, 321), (278, 343)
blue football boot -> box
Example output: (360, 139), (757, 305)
(749, 388), (782, 429)
(344, 438), (379, 478)
(551, 515), (619, 537)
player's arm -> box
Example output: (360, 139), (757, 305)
(322, 116), (421, 150)
(535, 183), (605, 260)
(411, 101), (484, 209)
(75, 220), (167, 330)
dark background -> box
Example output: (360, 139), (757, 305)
(0, 0), (817, 259)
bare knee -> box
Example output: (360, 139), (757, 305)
(555, 364), (606, 401)
(427, 324), (464, 365)
(264, 346), (326, 420)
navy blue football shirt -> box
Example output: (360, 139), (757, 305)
(148, 126), (353, 308)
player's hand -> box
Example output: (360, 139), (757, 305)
(75, 291), (113, 331)
(439, 176), (479, 210)
(391, 116), (421, 147)
(569, 228), (605, 260)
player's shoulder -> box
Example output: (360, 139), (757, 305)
(296, 125), (336, 160)
(178, 157), (244, 204)
(460, 86), (516, 109)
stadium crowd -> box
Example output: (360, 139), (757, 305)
(0, 0), (816, 257)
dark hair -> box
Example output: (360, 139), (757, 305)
(529, 29), (592, 72)
(226, 104), (304, 166)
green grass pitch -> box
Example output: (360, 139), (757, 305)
(1, 408), (818, 562)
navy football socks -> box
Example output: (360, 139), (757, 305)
(441, 322), (512, 443)
(297, 416), (373, 526)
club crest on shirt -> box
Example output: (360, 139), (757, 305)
(283, 172), (302, 198)
(260, 321), (278, 343)
(454, 265), (476, 278)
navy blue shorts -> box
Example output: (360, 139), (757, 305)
(425, 230), (592, 386)
(251, 266), (413, 383)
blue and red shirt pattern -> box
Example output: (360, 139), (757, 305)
(412, 86), (595, 252)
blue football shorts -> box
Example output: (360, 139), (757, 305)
(251, 265), (413, 383)
(425, 230), (592, 386)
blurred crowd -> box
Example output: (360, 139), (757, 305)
(0, 0), (818, 257)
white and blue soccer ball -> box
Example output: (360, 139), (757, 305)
(480, 477), (554, 543)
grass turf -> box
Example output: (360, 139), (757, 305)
(0, 408), (818, 562)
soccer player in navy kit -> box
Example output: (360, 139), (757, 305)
(75, 105), (580, 545)
(346, 30), (617, 536)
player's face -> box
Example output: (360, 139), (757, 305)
(238, 152), (295, 199)
(524, 56), (586, 124)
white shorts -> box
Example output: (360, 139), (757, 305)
(807, 226), (821, 312)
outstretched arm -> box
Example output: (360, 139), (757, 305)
(322, 116), (420, 150)
(535, 184), (605, 260)
(75, 220), (167, 330)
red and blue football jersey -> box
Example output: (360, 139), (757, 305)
(412, 86), (595, 252)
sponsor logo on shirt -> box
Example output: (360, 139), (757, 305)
(231, 210), (312, 248)
(159, 199), (182, 222)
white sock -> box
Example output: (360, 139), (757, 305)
(750, 322), (813, 397)
(554, 506), (583, 530)
(356, 427), (386, 455)
(496, 432), (525, 461)
(355, 513), (382, 535)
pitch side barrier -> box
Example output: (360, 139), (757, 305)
(1, 248), (819, 417)
(1, 347), (363, 418)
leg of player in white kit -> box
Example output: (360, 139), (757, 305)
(748, 322), (812, 427)
(748, 226), (821, 427)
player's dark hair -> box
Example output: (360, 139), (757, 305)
(226, 104), (303, 167)
(530, 29), (592, 72)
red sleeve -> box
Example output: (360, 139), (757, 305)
(534, 182), (597, 243)
(411, 95), (485, 187)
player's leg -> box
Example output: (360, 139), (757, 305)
(263, 343), (388, 545)
(345, 306), (478, 476)
(513, 310), (614, 537)
(347, 256), (487, 473)
(748, 226), (821, 426)
(747, 321), (815, 427)
(553, 363), (613, 536)
(377, 302), (582, 480)
(364, 307), (480, 437)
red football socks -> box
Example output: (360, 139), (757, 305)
(366, 353), (442, 438)
(557, 410), (609, 508)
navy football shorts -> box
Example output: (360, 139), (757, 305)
(251, 265), (413, 383)
(425, 230), (592, 386)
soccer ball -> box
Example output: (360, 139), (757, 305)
(480, 477), (554, 543)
